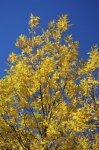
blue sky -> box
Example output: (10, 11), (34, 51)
(0, 0), (99, 77)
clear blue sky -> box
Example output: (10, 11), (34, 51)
(0, 0), (99, 77)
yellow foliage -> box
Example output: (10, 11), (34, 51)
(0, 14), (98, 150)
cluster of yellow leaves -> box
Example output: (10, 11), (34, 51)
(29, 14), (40, 28)
(79, 45), (99, 74)
(8, 52), (18, 63)
(57, 15), (69, 31)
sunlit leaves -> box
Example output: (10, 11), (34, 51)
(8, 52), (18, 63)
(57, 15), (69, 32)
(0, 14), (99, 149)
(29, 14), (40, 28)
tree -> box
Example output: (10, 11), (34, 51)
(0, 14), (99, 150)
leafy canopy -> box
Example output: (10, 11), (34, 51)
(0, 14), (99, 150)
